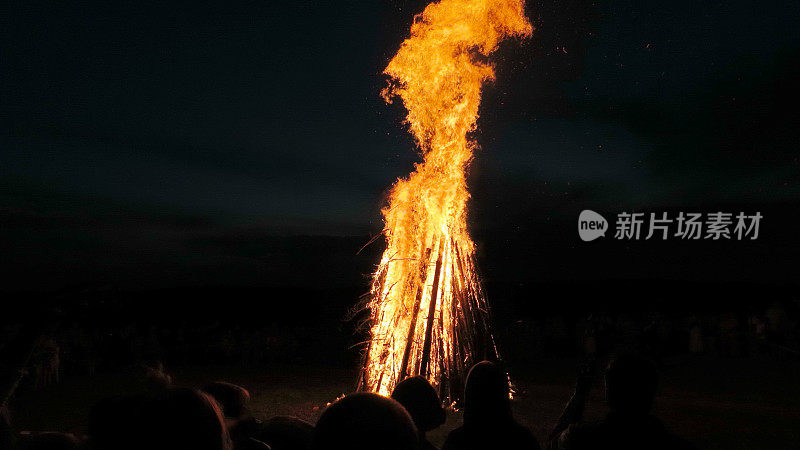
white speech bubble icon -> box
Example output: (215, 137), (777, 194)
(578, 210), (608, 241)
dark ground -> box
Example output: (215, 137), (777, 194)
(10, 354), (800, 450)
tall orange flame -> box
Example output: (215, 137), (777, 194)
(360, 0), (531, 401)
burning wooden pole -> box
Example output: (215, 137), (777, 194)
(420, 236), (445, 377)
(398, 247), (431, 379)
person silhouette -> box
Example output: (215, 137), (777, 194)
(136, 387), (233, 450)
(443, 361), (540, 450)
(203, 381), (251, 420)
(554, 355), (694, 450)
(313, 392), (419, 450)
(203, 381), (264, 449)
(258, 415), (314, 450)
(391, 376), (446, 450)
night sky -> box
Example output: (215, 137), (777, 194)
(2, 0), (800, 292)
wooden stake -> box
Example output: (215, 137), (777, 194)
(420, 236), (445, 377)
(398, 247), (432, 379)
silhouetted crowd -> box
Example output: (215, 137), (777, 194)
(506, 300), (799, 363)
(3, 298), (797, 449)
(10, 298), (796, 392)
(1, 355), (699, 450)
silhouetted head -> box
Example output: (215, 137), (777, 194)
(463, 361), (512, 426)
(391, 376), (446, 433)
(313, 392), (419, 450)
(605, 355), (658, 415)
(19, 432), (80, 450)
(138, 387), (232, 450)
(259, 416), (314, 450)
(137, 362), (173, 394)
(203, 381), (251, 418)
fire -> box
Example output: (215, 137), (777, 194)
(359, 0), (532, 401)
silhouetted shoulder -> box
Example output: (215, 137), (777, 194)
(441, 426), (466, 450)
(560, 416), (695, 450)
(507, 421), (541, 450)
(443, 422), (540, 450)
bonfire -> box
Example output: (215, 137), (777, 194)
(359, 0), (532, 403)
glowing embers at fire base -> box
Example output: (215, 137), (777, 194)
(358, 0), (531, 402)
